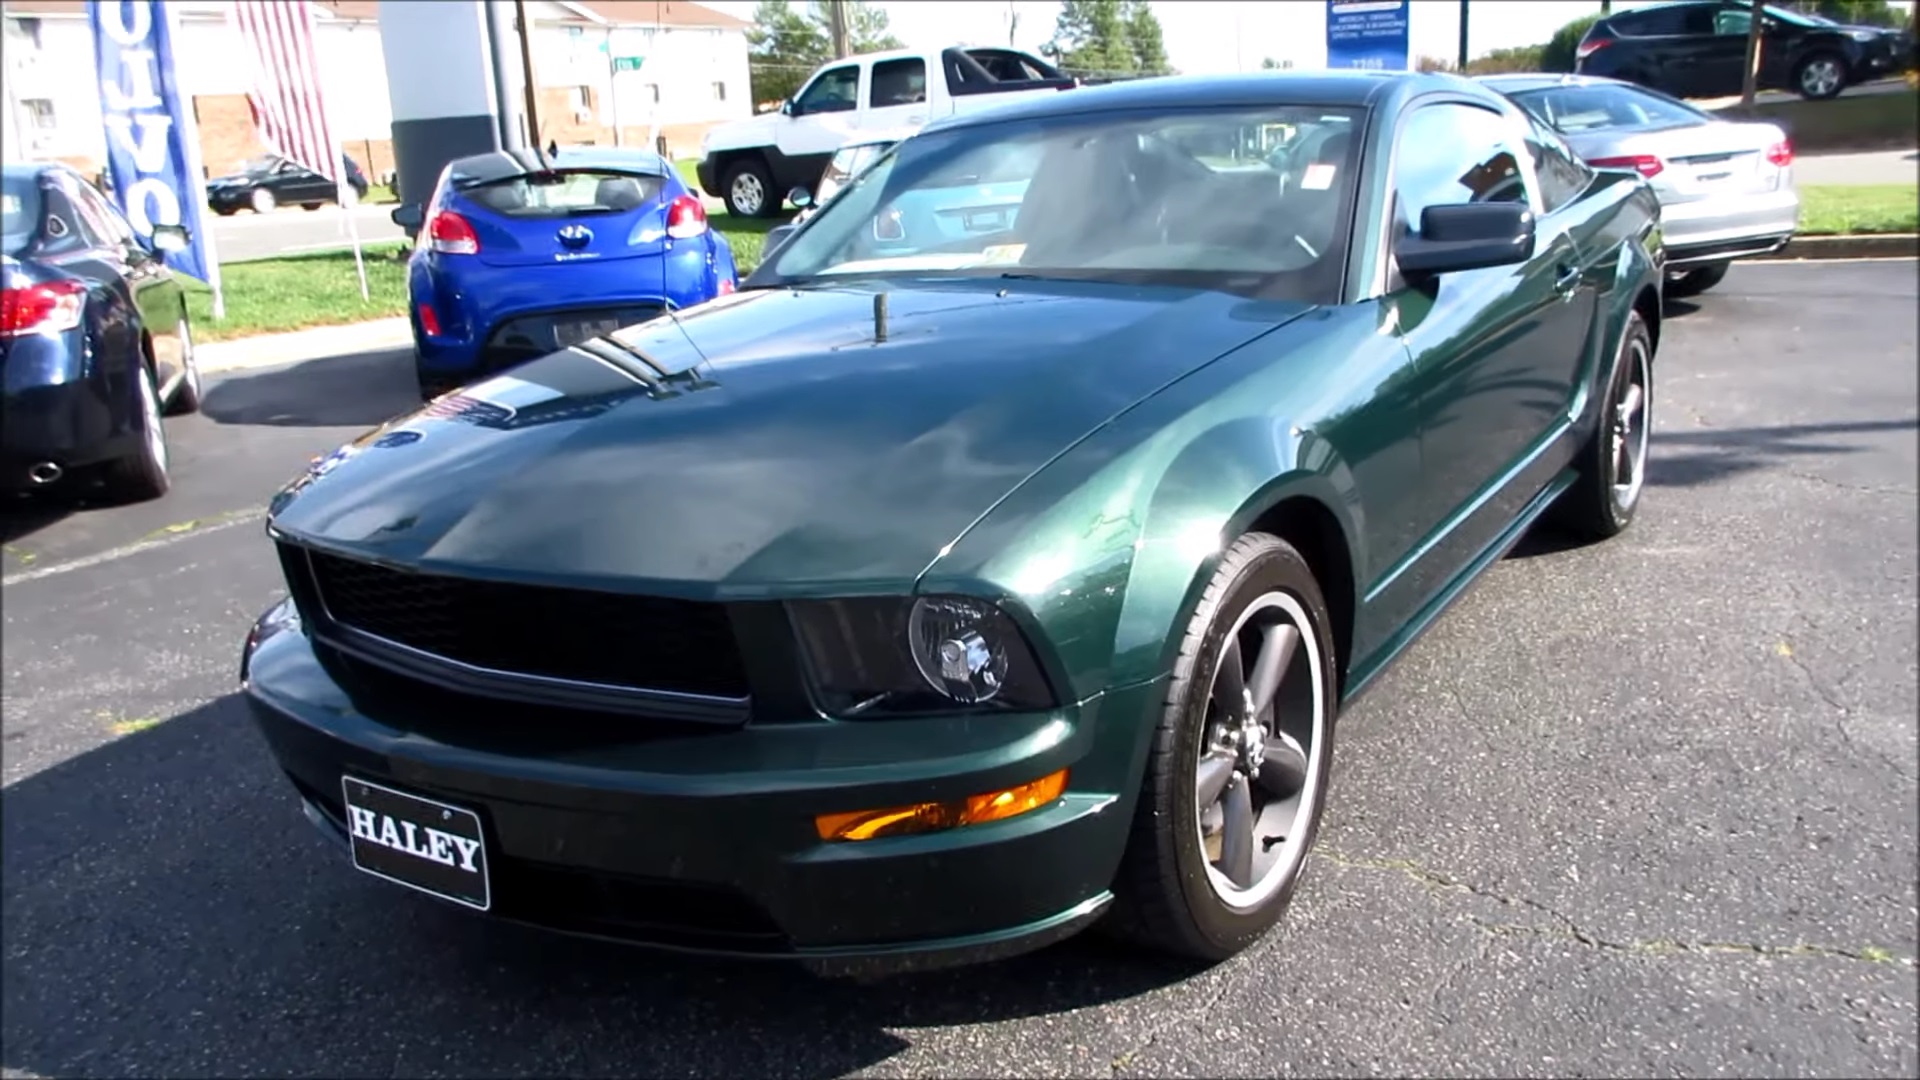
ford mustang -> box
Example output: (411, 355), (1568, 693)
(241, 71), (1665, 973)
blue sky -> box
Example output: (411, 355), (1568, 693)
(705, 0), (1915, 72)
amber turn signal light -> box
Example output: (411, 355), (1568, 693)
(814, 768), (1070, 842)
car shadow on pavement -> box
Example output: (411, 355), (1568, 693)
(1650, 416), (1919, 488)
(1, 693), (1206, 1079)
(0, 494), (72, 547)
(201, 346), (420, 429)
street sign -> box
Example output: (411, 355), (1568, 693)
(1325, 0), (1410, 72)
(613, 55), (645, 73)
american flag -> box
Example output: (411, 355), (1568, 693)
(229, 0), (339, 186)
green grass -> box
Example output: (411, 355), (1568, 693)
(1714, 89), (1920, 153)
(1799, 183), (1919, 235)
(674, 158), (702, 190)
(187, 246), (411, 341)
(715, 216), (787, 276)
(362, 183), (398, 205)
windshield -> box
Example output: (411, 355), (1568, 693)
(1511, 83), (1712, 133)
(758, 105), (1365, 302)
(2, 172), (42, 256)
(456, 169), (667, 217)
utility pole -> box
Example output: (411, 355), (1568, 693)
(1739, 5), (1763, 107)
(513, 0), (545, 156)
(1600, 0), (1611, 13)
(1007, 0), (1018, 48)
(1456, 0), (1469, 71)
(829, 0), (850, 59)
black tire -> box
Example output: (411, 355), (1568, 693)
(302, 202), (323, 211)
(250, 187), (276, 214)
(164, 312), (202, 416)
(1107, 532), (1338, 963)
(104, 363), (172, 502)
(1553, 309), (1653, 542)
(1666, 262), (1730, 299)
(721, 157), (778, 218)
(213, 207), (237, 217)
(1794, 52), (1848, 100)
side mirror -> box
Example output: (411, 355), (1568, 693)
(781, 99), (797, 117)
(788, 186), (813, 209)
(1395, 202), (1535, 278)
(391, 203), (425, 233)
(150, 223), (190, 252)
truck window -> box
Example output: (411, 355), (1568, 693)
(869, 58), (927, 107)
(796, 64), (859, 114)
(965, 49), (1048, 83)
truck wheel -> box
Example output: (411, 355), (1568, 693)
(723, 159), (777, 218)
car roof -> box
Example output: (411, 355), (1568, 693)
(922, 69), (1497, 135)
(1476, 72), (1639, 94)
(445, 145), (672, 186)
(2, 161), (62, 181)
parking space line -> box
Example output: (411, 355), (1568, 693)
(1, 511), (265, 588)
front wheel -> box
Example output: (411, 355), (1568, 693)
(251, 187), (277, 214)
(103, 363), (172, 502)
(1553, 309), (1652, 541)
(1107, 532), (1337, 962)
(164, 315), (202, 415)
(1666, 262), (1729, 299)
(722, 158), (777, 218)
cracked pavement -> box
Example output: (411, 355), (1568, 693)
(2, 260), (1916, 1078)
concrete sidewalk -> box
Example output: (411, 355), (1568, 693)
(1795, 148), (1918, 186)
(195, 316), (411, 375)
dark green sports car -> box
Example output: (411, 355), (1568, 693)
(241, 70), (1665, 973)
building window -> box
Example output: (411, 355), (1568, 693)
(572, 85), (593, 111)
(22, 99), (55, 130)
(712, 81), (726, 101)
(643, 83), (661, 104)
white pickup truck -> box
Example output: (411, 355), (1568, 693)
(695, 45), (1076, 217)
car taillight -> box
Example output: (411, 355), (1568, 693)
(1766, 139), (1794, 167)
(427, 210), (479, 255)
(1591, 154), (1665, 179)
(717, 276), (736, 295)
(0, 280), (86, 337)
(1576, 36), (1613, 61)
(666, 194), (708, 239)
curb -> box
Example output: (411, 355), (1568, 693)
(196, 316), (412, 375)
(1751, 234), (1920, 261)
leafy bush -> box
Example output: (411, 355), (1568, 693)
(1541, 13), (1601, 73)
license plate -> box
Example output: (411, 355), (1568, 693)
(554, 317), (620, 348)
(340, 776), (491, 911)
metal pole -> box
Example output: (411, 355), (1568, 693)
(1740, 5), (1763, 106)
(486, 0), (520, 151)
(606, 27), (622, 147)
(1457, 0), (1470, 71)
(512, 0), (545, 157)
(829, 0), (850, 59)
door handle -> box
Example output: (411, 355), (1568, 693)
(1553, 261), (1581, 294)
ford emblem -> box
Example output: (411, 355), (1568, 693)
(557, 223), (593, 249)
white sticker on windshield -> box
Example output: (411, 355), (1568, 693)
(980, 243), (1027, 265)
(1301, 163), (1337, 191)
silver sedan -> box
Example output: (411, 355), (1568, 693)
(1482, 73), (1799, 297)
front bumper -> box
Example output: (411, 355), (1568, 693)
(695, 157), (721, 199)
(240, 604), (1149, 973)
(1659, 186), (1799, 268)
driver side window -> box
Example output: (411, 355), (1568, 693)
(796, 65), (859, 114)
(1391, 102), (1533, 238)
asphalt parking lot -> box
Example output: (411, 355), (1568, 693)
(2, 259), (1915, 1079)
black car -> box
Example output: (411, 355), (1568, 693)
(1577, 0), (1911, 100)
(2, 162), (201, 501)
(207, 153), (370, 215)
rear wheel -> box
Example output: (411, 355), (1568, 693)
(1553, 310), (1652, 541)
(1666, 261), (1730, 299)
(1108, 532), (1337, 962)
(1795, 52), (1847, 99)
(104, 362), (172, 502)
(251, 187), (276, 213)
(302, 202), (323, 211)
(722, 158), (777, 218)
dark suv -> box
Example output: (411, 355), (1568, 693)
(1576, 1), (1911, 100)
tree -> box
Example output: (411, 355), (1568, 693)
(746, 0), (827, 105)
(810, 0), (903, 54)
(1801, 0), (1905, 28)
(1540, 12), (1601, 72)
(1044, 0), (1138, 78)
(1260, 56), (1291, 70)
(1124, 1), (1171, 75)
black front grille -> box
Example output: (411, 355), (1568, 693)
(297, 546), (749, 699)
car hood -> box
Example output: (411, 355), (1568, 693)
(267, 280), (1311, 595)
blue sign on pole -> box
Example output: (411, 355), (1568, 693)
(1326, 0), (1412, 72)
(87, 0), (223, 293)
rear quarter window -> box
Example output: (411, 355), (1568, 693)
(459, 171), (666, 216)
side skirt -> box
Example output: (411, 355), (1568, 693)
(1338, 466), (1579, 708)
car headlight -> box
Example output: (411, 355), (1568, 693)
(787, 596), (1056, 717)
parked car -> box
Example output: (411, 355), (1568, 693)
(697, 45), (1075, 217)
(2, 162), (201, 501)
(1576, 0), (1911, 100)
(241, 70), (1664, 972)
(390, 145), (739, 400)
(207, 153), (371, 215)
(1484, 72), (1796, 296)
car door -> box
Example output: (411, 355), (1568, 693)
(863, 56), (929, 133)
(63, 174), (186, 390)
(1387, 99), (1599, 609)
(776, 62), (865, 164)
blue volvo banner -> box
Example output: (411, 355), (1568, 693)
(1326, 0), (1412, 71)
(88, 0), (224, 298)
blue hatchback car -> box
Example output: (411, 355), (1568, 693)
(398, 147), (738, 399)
